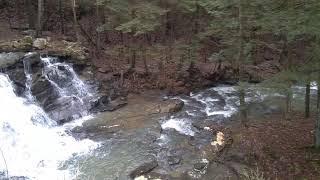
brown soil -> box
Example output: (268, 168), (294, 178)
(226, 112), (320, 180)
(0, 19), (22, 42)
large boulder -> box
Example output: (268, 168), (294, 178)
(31, 75), (60, 107)
(125, 155), (158, 179)
(90, 95), (127, 113)
(159, 99), (184, 114)
(45, 96), (87, 124)
(33, 38), (47, 50)
(0, 52), (24, 69)
(6, 68), (27, 95)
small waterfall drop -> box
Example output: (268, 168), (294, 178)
(23, 53), (35, 102)
(41, 56), (93, 119)
(0, 55), (98, 179)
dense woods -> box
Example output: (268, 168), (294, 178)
(1, 0), (320, 179)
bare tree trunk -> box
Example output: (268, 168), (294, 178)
(305, 82), (311, 118)
(36, 0), (43, 37)
(285, 88), (292, 120)
(318, 83), (320, 109)
(193, 0), (200, 34)
(58, 0), (64, 34)
(142, 47), (148, 74)
(237, 0), (247, 126)
(236, 0), (244, 78)
(130, 47), (136, 69)
(71, 0), (80, 42)
(96, 0), (104, 52)
(316, 108), (320, 148)
(26, 0), (35, 29)
(239, 86), (248, 126)
(316, 79), (320, 148)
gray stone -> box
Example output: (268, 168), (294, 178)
(128, 156), (158, 179)
(0, 52), (24, 69)
(33, 38), (47, 50)
(194, 162), (208, 171)
(159, 99), (184, 114)
(167, 155), (181, 166)
(24, 52), (41, 66)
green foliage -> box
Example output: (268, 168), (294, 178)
(97, 0), (166, 36)
(115, 2), (167, 36)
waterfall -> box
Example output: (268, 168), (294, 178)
(23, 53), (35, 102)
(0, 56), (98, 179)
(41, 56), (93, 119)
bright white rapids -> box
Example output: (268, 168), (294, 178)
(0, 74), (97, 179)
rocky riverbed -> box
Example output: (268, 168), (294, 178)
(65, 85), (299, 180)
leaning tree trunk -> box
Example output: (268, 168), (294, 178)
(305, 82), (311, 118)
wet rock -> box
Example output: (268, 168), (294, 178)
(160, 99), (184, 114)
(71, 123), (121, 140)
(31, 75), (60, 107)
(33, 38), (47, 50)
(0, 52), (24, 69)
(199, 144), (217, 162)
(45, 96), (85, 124)
(128, 156), (158, 179)
(167, 155), (181, 166)
(190, 130), (214, 149)
(24, 52), (41, 66)
(91, 96), (128, 113)
(194, 162), (208, 171)
(185, 161), (210, 179)
(192, 117), (224, 131)
(6, 68), (27, 95)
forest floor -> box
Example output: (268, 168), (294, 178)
(225, 112), (320, 179)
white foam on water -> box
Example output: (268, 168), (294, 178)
(0, 73), (98, 180)
(311, 81), (318, 90)
(186, 110), (197, 116)
(191, 86), (238, 118)
(161, 118), (195, 136)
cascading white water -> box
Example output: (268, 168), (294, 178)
(23, 53), (35, 102)
(41, 56), (92, 118)
(0, 73), (97, 179)
(41, 57), (92, 99)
